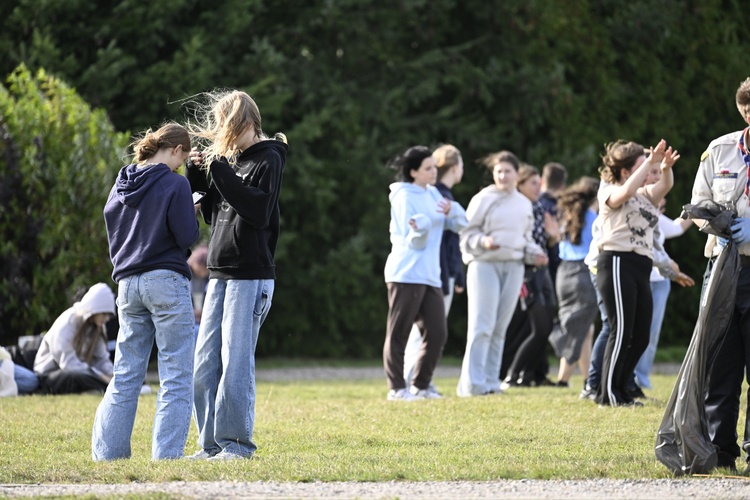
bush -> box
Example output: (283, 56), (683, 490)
(0, 64), (128, 344)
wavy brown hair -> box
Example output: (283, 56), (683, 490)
(558, 176), (600, 245)
(598, 140), (645, 184)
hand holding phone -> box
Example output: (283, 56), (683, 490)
(192, 192), (206, 205)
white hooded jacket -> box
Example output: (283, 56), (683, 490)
(34, 283), (116, 376)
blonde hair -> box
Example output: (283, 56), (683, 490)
(433, 144), (462, 182)
(736, 77), (750, 120)
(131, 123), (190, 163)
(186, 90), (265, 165)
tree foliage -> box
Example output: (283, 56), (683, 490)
(1, 0), (749, 355)
(0, 65), (128, 343)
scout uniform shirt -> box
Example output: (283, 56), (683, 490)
(691, 129), (750, 257)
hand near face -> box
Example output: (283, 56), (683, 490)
(189, 148), (205, 166)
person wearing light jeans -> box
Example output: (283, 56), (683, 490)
(93, 123), (199, 460)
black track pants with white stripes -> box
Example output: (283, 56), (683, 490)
(594, 251), (653, 406)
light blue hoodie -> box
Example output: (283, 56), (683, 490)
(384, 182), (467, 287)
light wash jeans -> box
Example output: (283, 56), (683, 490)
(587, 271), (610, 390)
(457, 260), (524, 396)
(404, 277), (455, 387)
(13, 364), (39, 394)
(634, 279), (671, 389)
(193, 278), (274, 457)
(92, 270), (195, 461)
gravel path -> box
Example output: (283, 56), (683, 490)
(7, 364), (737, 500)
(3, 478), (750, 499)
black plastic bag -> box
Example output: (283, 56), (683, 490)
(655, 200), (740, 475)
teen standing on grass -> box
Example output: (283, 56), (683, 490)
(595, 139), (678, 407)
(93, 123), (199, 460)
(403, 144), (466, 392)
(185, 90), (288, 459)
(457, 151), (547, 397)
(383, 145), (467, 400)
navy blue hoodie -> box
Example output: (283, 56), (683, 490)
(104, 163), (200, 283)
(186, 139), (287, 280)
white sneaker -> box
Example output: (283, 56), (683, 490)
(207, 450), (252, 461)
(387, 388), (417, 401)
(409, 386), (442, 399)
(185, 449), (215, 460)
(139, 385), (152, 396)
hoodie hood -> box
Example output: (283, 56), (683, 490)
(388, 182), (434, 202)
(237, 138), (289, 165)
(115, 163), (173, 207)
(72, 283), (116, 321)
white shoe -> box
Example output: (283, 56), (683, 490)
(207, 450), (252, 461)
(387, 388), (417, 401)
(409, 386), (442, 399)
(139, 385), (152, 396)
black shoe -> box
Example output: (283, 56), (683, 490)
(579, 386), (597, 401)
(717, 451), (738, 473)
(627, 385), (647, 399)
(619, 399), (644, 408)
(533, 377), (556, 387)
(555, 380), (570, 388)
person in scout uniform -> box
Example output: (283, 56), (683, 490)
(691, 76), (750, 473)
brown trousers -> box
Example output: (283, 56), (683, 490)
(384, 282), (447, 390)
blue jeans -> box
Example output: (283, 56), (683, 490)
(13, 364), (39, 394)
(92, 270), (195, 461)
(634, 279), (671, 389)
(193, 278), (274, 456)
(587, 271), (609, 390)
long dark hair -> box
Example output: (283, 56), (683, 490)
(558, 176), (600, 245)
(388, 145), (433, 182)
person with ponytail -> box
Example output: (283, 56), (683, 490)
(93, 122), (200, 460)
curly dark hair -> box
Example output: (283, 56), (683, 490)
(599, 140), (645, 184)
(558, 176), (600, 245)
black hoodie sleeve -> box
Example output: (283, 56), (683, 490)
(185, 161), (214, 225)
(209, 152), (282, 229)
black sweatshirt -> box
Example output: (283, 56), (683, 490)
(186, 139), (288, 280)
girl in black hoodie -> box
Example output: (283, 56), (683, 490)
(185, 90), (288, 460)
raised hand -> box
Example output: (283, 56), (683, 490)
(649, 139), (667, 164)
(660, 146), (680, 171)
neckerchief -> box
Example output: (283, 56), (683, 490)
(738, 127), (750, 195)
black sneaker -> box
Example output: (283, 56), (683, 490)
(717, 451), (738, 473)
(627, 385), (647, 399)
(555, 380), (570, 388)
(533, 377), (556, 387)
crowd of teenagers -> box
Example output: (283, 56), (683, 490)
(3, 78), (750, 472)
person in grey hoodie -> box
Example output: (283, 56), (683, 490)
(383, 145), (467, 401)
(457, 150), (547, 397)
(93, 123), (199, 461)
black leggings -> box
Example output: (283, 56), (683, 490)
(595, 251), (652, 406)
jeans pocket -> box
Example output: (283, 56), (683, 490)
(143, 272), (188, 309)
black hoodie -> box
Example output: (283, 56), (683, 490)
(186, 139), (288, 280)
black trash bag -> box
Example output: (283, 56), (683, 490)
(655, 200), (740, 475)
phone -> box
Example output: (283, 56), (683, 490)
(192, 191), (206, 205)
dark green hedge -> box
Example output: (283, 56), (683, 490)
(1, 0), (748, 356)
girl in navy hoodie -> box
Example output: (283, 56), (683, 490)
(94, 123), (200, 460)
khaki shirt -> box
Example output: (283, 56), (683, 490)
(691, 130), (749, 256)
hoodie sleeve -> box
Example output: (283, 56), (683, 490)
(459, 195), (489, 257)
(166, 177), (201, 250)
(186, 162), (214, 225)
(210, 154), (282, 228)
(444, 201), (468, 234)
(391, 189), (430, 250)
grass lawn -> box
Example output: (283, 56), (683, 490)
(0, 368), (740, 484)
